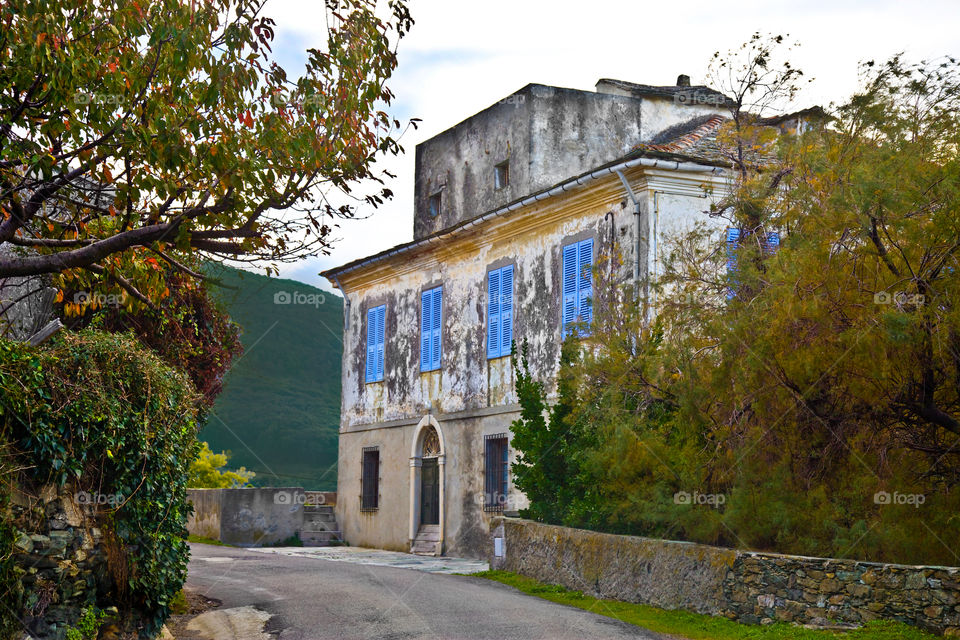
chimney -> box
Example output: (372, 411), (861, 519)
(676, 74), (691, 87)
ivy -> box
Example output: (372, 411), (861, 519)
(0, 330), (201, 637)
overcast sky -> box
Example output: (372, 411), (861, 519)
(252, 0), (960, 292)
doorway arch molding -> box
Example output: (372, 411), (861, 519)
(409, 415), (446, 551)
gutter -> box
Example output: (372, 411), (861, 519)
(322, 156), (726, 282)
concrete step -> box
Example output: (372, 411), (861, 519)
(301, 522), (337, 533)
(303, 512), (337, 525)
(414, 531), (440, 542)
(418, 524), (439, 533)
(411, 540), (439, 556)
(303, 505), (335, 514)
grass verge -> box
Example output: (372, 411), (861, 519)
(469, 570), (937, 640)
(186, 534), (231, 547)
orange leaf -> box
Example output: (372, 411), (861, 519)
(243, 110), (254, 128)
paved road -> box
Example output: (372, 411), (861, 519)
(184, 543), (663, 640)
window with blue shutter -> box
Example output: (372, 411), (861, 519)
(726, 228), (779, 298)
(487, 265), (514, 359)
(420, 286), (442, 371)
(561, 238), (593, 337)
(365, 305), (385, 383)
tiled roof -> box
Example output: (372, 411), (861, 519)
(597, 78), (737, 107)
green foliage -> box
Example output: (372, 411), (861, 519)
(0, 330), (200, 636)
(200, 264), (342, 490)
(472, 571), (938, 640)
(0, 0), (416, 306)
(64, 607), (108, 640)
(510, 54), (960, 566)
(87, 272), (244, 407)
(188, 441), (255, 488)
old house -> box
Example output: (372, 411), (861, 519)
(322, 76), (752, 558)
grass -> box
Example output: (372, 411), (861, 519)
(186, 534), (231, 547)
(469, 571), (938, 640)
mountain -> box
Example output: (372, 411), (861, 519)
(200, 264), (342, 490)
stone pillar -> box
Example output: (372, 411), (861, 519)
(408, 457), (421, 545)
(437, 454), (446, 554)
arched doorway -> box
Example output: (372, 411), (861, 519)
(409, 416), (445, 555)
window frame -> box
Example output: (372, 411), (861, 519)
(364, 304), (386, 383)
(561, 238), (594, 337)
(428, 192), (442, 218)
(486, 264), (514, 360)
(360, 446), (380, 512)
(420, 285), (443, 372)
(494, 160), (509, 190)
(483, 433), (509, 512)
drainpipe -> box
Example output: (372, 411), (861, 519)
(615, 170), (642, 306)
(331, 275), (350, 330)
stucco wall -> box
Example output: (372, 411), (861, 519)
(186, 487), (307, 546)
(413, 83), (726, 241)
(186, 488), (222, 540)
(494, 518), (960, 635)
(336, 410), (527, 558)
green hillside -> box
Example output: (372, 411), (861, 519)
(200, 264), (342, 490)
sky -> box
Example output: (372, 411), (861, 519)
(250, 0), (960, 292)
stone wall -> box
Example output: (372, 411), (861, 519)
(12, 487), (113, 639)
(493, 518), (960, 635)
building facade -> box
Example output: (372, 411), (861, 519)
(322, 76), (741, 558)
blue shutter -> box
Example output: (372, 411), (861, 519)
(577, 239), (593, 327)
(374, 305), (385, 381)
(487, 270), (501, 359)
(726, 228), (741, 273)
(365, 307), (376, 382)
(561, 243), (578, 336)
(499, 265), (513, 357)
(764, 231), (780, 253)
(431, 287), (442, 370)
(420, 290), (432, 372)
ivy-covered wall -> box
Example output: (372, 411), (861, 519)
(1, 330), (201, 638)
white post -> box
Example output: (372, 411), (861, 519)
(437, 454), (446, 555)
(409, 457), (421, 545)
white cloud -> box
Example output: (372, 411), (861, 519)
(247, 0), (960, 291)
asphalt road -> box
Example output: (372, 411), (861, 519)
(184, 543), (664, 640)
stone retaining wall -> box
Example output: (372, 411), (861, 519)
(12, 486), (113, 639)
(493, 517), (960, 635)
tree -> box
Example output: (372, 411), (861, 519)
(188, 441), (255, 488)
(510, 44), (960, 564)
(0, 0), (414, 307)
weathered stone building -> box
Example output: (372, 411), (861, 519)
(322, 76), (749, 558)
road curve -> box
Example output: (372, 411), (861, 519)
(184, 543), (664, 640)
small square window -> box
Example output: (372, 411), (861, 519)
(494, 161), (509, 189)
(428, 192), (442, 218)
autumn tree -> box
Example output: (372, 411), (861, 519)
(0, 0), (414, 310)
(511, 47), (960, 564)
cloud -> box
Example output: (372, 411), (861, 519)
(249, 0), (960, 292)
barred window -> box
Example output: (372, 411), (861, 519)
(361, 447), (379, 511)
(484, 434), (509, 512)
